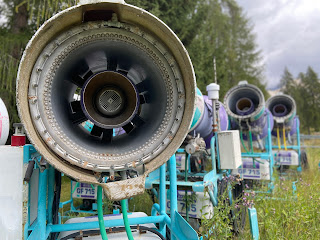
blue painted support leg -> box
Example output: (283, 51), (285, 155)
(169, 155), (178, 240)
(266, 112), (274, 192)
(159, 164), (167, 237)
(168, 155), (199, 240)
(292, 181), (297, 197)
(27, 169), (48, 240)
(248, 207), (259, 240)
(296, 118), (302, 172)
(47, 166), (55, 225)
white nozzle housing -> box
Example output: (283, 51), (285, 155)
(206, 83), (220, 100)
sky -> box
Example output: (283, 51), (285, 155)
(237, 0), (320, 89)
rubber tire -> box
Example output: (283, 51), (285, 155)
(301, 150), (309, 170)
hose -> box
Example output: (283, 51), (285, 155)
(240, 130), (250, 153)
(97, 186), (109, 240)
(121, 199), (134, 240)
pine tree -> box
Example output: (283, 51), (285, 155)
(301, 67), (320, 132)
(0, 0), (265, 126)
(0, 0), (79, 126)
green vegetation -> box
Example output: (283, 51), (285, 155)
(127, 0), (265, 96)
(58, 143), (320, 239)
(236, 143), (320, 240)
(281, 66), (320, 133)
(0, 0), (264, 127)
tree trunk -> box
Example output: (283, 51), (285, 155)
(12, 3), (28, 34)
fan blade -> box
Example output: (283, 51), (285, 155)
(139, 94), (147, 104)
(70, 111), (87, 125)
(70, 101), (82, 113)
(107, 56), (117, 71)
(86, 51), (108, 69)
(71, 75), (86, 88)
(117, 69), (129, 76)
(91, 125), (103, 137)
(71, 69), (93, 87)
(131, 115), (145, 128)
(123, 123), (134, 134)
(136, 81), (147, 93)
(102, 129), (113, 142)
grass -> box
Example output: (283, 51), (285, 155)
(58, 139), (320, 239)
(237, 141), (320, 239)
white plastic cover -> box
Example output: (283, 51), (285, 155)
(0, 146), (23, 240)
(218, 131), (242, 169)
(0, 98), (9, 145)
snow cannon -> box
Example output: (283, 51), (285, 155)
(16, 0), (196, 200)
(224, 81), (273, 141)
(0, 98), (9, 145)
(267, 94), (302, 168)
(266, 94), (298, 136)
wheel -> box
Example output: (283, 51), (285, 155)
(301, 150), (309, 170)
(232, 180), (247, 234)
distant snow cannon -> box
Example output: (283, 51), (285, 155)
(266, 94), (298, 136)
(0, 98), (9, 145)
(188, 88), (228, 149)
(266, 94), (303, 168)
(224, 81), (273, 141)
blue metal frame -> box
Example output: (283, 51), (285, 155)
(271, 117), (302, 172)
(146, 133), (259, 239)
(23, 145), (199, 240)
(240, 111), (275, 193)
(248, 207), (259, 240)
(145, 135), (225, 208)
(59, 181), (97, 215)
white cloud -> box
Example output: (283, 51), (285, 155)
(237, 0), (320, 88)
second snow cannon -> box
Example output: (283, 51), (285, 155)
(224, 81), (273, 141)
(267, 94), (305, 168)
(266, 94), (298, 136)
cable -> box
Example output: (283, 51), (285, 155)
(97, 186), (109, 240)
(121, 199), (134, 240)
(50, 170), (61, 240)
(60, 226), (165, 240)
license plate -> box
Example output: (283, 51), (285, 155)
(72, 182), (97, 199)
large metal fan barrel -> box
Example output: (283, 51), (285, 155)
(17, 2), (196, 199)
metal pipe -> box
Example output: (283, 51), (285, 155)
(152, 204), (171, 226)
(47, 167), (55, 225)
(159, 164), (166, 237)
(169, 155), (178, 240)
(38, 169), (48, 240)
(49, 215), (166, 233)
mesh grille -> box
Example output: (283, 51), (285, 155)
(98, 90), (122, 113)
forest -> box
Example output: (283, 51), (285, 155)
(0, 0), (319, 133)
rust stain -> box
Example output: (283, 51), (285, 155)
(28, 96), (37, 100)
